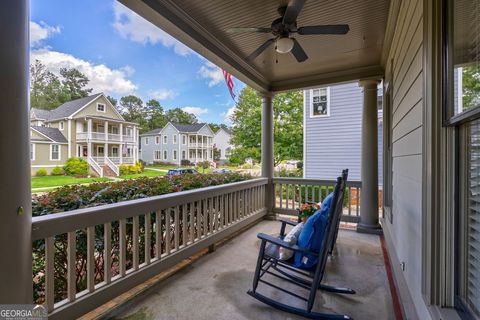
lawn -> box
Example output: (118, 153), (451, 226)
(118, 169), (166, 180)
(31, 175), (111, 189)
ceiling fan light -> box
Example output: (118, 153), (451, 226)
(276, 37), (294, 53)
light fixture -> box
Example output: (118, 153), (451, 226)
(275, 37), (294, 54)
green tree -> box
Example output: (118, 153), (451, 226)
(30, 60), (69, 110)
(463, 64), (480, 109)
(165, 108), (198, 124)
(146, 99), (168, 130)
(106, 95), (118, 107)
(120, 95), (148, 132)
(209, 123), (229, 133)
(60, 67), (93, 100)
(229, 87), (303, 165)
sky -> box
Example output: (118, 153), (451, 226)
(29, 0), (244, 124)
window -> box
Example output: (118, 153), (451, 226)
(163, 150), (167, 160)
(97, 146), (104, 157)
(182, 150), (186, 159)
(97, 103), (106, 112)
(111, 126), (119, 134)
(154, 150), (161, 160)
(50, 144), (60, 160)
(155, 136), (160, 144)
(59, 121), (64, 130)
(173, 150), (177, 160)
(310, 87), (330, 117)
(112, 147), (119, 157)
(164, 135), (168, 144)
(182, 135), (186, 145)
(30, 143), (35, 160)
(173, 135), (177, 144)
(444, 0), (480, 317)
(145, 137), (149, 145)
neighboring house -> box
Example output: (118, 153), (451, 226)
(140, 122), (214, 165)
(30, 93), (139, 176)
(303, 82), (383, 183)
(213, 127), (233, 163)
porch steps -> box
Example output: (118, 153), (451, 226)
(102, 165), (118, 177)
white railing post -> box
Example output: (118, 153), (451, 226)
(0, 0), (32, 303)
(260, 91), (275, 220)
(120, 123), (123, 164)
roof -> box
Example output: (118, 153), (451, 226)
(141, 128), (162, 136)
(217, 127), (231, 135)
(31, 126), (68, 143)
(171, 123), (207, 133)
(47, 93), (103, 120)
(31, 108), (51, 120)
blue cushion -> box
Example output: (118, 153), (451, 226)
(293, 193), (334, 269)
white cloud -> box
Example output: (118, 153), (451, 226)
(30, 21), (61, 46)
(149, 89), (178, 100)
(221, 106), (236, 124)
(181, 106), (208, 117)
(198, 61), (224, 87)
(31, 48), (138, 95)
(112, 2), (193, 56)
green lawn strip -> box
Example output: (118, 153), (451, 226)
(145, 165), (178, 170)
(31, 176), (111, 189)
(118, 169), (166, 180)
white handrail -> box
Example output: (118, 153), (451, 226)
(88, 157), (103, 177)
(105, 156), (119, 176)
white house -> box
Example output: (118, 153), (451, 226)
(213, 127), (233, 163)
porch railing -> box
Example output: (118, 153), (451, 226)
(88, 157), (103, 177)
(105, 157), (120, 176)
(122, 157), (134, 164)
(272, 177), (362, 223)
(31, 178), (267, 319)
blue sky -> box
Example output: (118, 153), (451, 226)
(30, 0), (244, 124)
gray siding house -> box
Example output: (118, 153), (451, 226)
(140, 122), (214, 165)
(213, 127), (233, 162)
(303, 82), (382, 183)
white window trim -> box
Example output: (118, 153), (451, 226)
(173, 134), (177, 144)
(182, 150), (186, 159)
(182, 135), (186, 145)
(309, 87), (330, 118)
(59, 121), (64, 131)
(96, 103), (106, 113)
(163, 135), (168, 144)
(155, 136), (160, 145)
(153, 150), (161, 161)
(50, 144), (61, 161)
(97, 145), (105, 156)
(145, 137), (149, 145)
(112, 147), (119, 157)
(30, 143), (35, 161)
(163, 150), (168, 160)
(173, 150), (177, 160)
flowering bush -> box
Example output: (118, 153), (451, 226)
(298, 203), (320, 219)
(63, 157), (89, 177)
(119, 162), (143, 175)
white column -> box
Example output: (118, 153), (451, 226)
(87, 119), (92, 159)
(119, 123), (123, 164)
(133, 127), (137, 163)
(67, 119), (72, 158)
(260, 92), (275, 219)
(0, 0), (32, 303)
(104, 121), (108, 162)
(358, 79), (381, 233)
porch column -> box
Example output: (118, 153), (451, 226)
(104, 121), (108, 162)
(260, 92), (275, 220)
(0, 0), (32, 303)
(119, 123), (123, 164)
(87, 119), (93, 159)
(358, 79), (381, 233)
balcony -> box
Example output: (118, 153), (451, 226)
(188, 142), (212, 148)
(76, 132), (135, 142)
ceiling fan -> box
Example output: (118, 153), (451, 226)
(227, 0), (350, 63)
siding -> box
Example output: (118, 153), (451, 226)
(384, 0), (428, 318)
(213, 129), (232, 160)
(304, 82), (383, 182)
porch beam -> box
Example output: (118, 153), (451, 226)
(0, 0), (32, 303)
(358, 79), (382, 234)
(260, 92), (275, 220)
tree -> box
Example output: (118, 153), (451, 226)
(229, 87), (303, 165)
(106, 95), (118, 107)
(120, 95), (147, 131)
(146, 99), (167, 131)
(463, 64), (480, 110)
(60, 67), (93, 100)
(165, 108), (198, 124)
(209, 123), (229, 133)
(30, 60), (70, 110)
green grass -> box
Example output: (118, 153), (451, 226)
(118, 169), (166, 180)
(146, 165), (178, 170)
(31, 175), (111, 189)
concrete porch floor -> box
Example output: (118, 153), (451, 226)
(112, 220), (394, 320)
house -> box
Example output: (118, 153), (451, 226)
(3, 0), (480, 319)
(30, 93), (139, 176)
(303, 83), (383, 182)
(140, 122), (214, 165)
(213, 127), (233, 163)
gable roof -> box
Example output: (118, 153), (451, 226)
(141, 128), (162, 136)
(47, 93), (104, 120)
(171, 123), (207, 133)
(216, 127), (231, 135)
(31, 126), (68, 143)
(31, 108), (51, 120)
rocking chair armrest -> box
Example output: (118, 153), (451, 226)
(257, 233), (318, 257)
(278, 218), (298, 227)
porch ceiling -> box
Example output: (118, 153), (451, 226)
(120, 0), (391, 92)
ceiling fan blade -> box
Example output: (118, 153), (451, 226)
(246, 38), (276, 62)
(291, 38), (308, 62)
(227, 27), (272, 34)
(282, 0), (306, 26)
(298, 24), (350, 35)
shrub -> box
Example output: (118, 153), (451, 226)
(63, 157), (89, 177)
(275, 168), (303, 178)
(119, 163), (143, 175)
(153, 161), (176, 166)
(51, 166), (65, 176)
(36, 168), (47, 177)
(180, 159), (192, 166)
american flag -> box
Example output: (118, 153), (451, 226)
(122, 143), (128, 155)
(222, 70), (236, 101)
